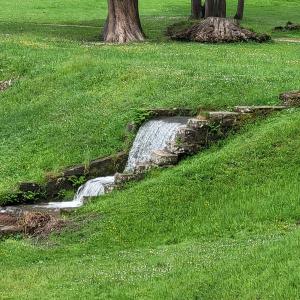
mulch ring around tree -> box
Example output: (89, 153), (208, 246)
(167, 17), (271, 43)
(274, 21), (300, 31)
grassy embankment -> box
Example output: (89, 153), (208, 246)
(0, 0), (299, 199)
(0, 0), (299, 298)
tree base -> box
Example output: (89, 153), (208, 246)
(169, 17), (271, 43)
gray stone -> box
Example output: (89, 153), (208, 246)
(88, 152), (128, 177)
(144, 108), (194, 117)
(175, 126), (199, 144)
(134, 163), (155, 173)
(167, 141), (201, 155)
(187, 118), (210, 130)
(186, 118), (210, 145)
(63, 164), (86, 177)
(115, 172), (144, 185)
(234, 106), (286, 115)
(207, 111), (241, 126)
(45, 177), (73, 198)
(151, 150), (178, 166)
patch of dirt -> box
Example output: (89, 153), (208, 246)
(0, 213), (19, 226)
(274, 22), (300, 31)
(0, 79), (13, 92)
(274, 38), (300, 43)
(168, 17), (271, 43)
(0, 211), (65, 237)
(19, 212), (66, 237)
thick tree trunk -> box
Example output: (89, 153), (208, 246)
(234, 0), (245, 20)
(191, 0), (202, 19)
(103, 0), (145, 43)
(205, 0), (226, 18)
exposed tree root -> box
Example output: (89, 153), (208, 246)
(169, 17), (271, 43)
(274, 22), (300, 32)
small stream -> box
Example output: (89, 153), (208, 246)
(1, 117), (188, 213)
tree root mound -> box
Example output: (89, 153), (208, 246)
(169, 17), (271, 43)
(274, 22), (300, 32)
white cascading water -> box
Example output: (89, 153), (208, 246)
(34, 117), (188, 210)
(40, 177), (115, 209)
(125, 117), (187, 172)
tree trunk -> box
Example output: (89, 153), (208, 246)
(191, 0), (202, 19)
(205, 0), (226, 18)
(234, 0), (245, 20)
(103, 0), (145, 43)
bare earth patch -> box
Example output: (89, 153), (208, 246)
(0, 211), (65, 237)
(19, 212), (65, 237)
(0, 79), (13, 92)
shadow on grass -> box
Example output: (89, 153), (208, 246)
(0, 15), (188, 43)
(0, 20), (105, 42)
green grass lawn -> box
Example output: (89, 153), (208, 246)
(0, 0), (299, 199)
(0, 0), (300, 298)
(1, 111), (300, 299)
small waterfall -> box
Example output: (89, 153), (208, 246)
(125, 117), (187, 172)
(33, 117), (188, 210)
(39, 176), (115, 209)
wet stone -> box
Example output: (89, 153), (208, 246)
(167, 141), (201, 155)
(115, 173), (144, 185)
(151, 150), (178, 166)
(175, 126), (199, 144)
(187, 118), (210, 130)
(134, 163), (154, 173)
(207, 111), (241, 126)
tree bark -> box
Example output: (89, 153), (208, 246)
(205, 0), (226, 18)
(234, 0), (245, 20)
(191, 0), (202, 19)
(103, 0), (145, 43)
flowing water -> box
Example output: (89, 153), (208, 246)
(125, 117), (187, 172)
(36, 176), (115, 209)
(1, 117), (188, 212)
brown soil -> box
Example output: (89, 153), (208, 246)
(19, 212), (65, 236)
(0, 211), (65, 237)
(0, 213), (19, 226)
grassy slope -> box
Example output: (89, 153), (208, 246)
(1, 111), (300, 299)
(0, 0), (299, 198)
(0, 0), (300, 298)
